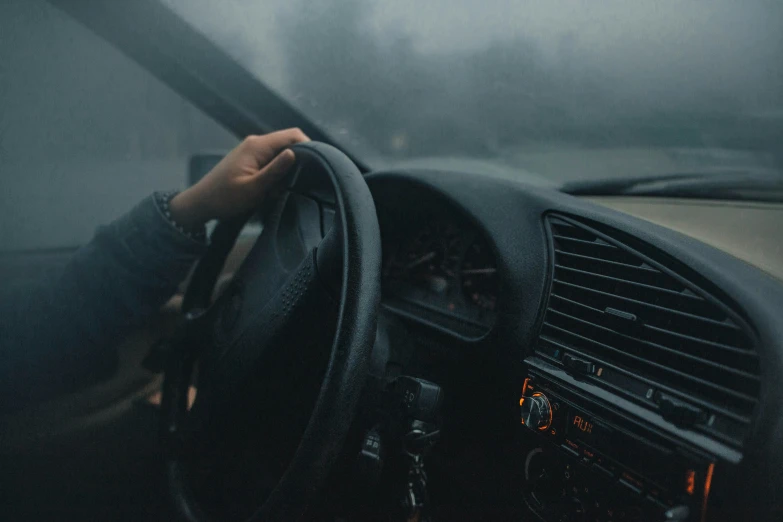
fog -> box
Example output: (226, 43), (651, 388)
(1, 1), (782, 251)
(167, 0), (783, 170)
(0, 0), (237, 251)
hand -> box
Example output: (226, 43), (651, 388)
(169, 128), (309, 228)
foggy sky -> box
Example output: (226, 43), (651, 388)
(1, 0), (237, 251)
(166, 0), (783, 114)
(3, 0), (782, 251)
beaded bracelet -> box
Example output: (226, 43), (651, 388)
(154, 190), (207, 242)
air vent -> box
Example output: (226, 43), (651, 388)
(537, 216), (760, 441)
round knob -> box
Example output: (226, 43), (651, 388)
(521, 392), (552, 431)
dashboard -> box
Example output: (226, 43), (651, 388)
(364, 170), (783, 522)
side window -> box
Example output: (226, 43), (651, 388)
(0, 0), (237, 252)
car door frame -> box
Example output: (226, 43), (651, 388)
(46, 0), (369, 172)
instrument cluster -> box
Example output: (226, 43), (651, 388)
(381, 214), (499, 338)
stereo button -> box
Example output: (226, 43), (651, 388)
(591, 463), (615, 480)
(561, 439), (581, 458)
(563, 354), (594, 375)
(619, 478), (643, 496)
(645, 494), (669, 511)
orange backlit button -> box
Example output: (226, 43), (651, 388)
(522, 378), (531, 396)
(703, 463), (715, 515)
(561, 441), (580, 458)
(620, 471), (644, 494)
(619, 477), (643, 496)
(685, 469), (696, 496)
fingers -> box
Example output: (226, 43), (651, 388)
(245, 128), (310, 155)
(251, 149), (297, 188)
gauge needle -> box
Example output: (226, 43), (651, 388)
(406, 251), (436, 269)
(461, 268), (497, 275)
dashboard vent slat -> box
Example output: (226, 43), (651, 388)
(537, 216), (761, 435)
(537, 337), (753, 426)
(553, 279), (745, 342)
(555, 249), (667, 281)
(545, 308), (760, 387)
(554, 265), (716, 313)
(541, 320), (757, 407)
(549, 293), (758, 371)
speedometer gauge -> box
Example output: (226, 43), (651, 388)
(382, 214), (499, 334)
(461, 238), (498, 311)
(387, 220), (463, 295)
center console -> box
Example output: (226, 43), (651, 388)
(519, 363), (715, 522)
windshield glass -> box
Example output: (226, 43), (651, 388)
(164, 0), (783, 182)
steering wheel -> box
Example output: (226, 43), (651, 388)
(160, 142), (381, 521)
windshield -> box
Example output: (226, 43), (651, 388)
(164, 0), (783, 182)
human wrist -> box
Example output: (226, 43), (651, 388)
(154, 190), (208, 244)
(169, 187), (211, 229)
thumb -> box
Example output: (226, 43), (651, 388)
(252, 149), (297, 188)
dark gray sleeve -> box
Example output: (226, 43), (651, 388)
(0, 194), (207, 409)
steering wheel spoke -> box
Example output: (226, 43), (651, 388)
(200, 247), (339, 408)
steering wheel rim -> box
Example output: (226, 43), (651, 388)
(161, 142), (381, 521)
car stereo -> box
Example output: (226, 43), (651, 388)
(519, 371), (714, 522)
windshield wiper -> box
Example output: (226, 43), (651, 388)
(562, 169), (783, 203)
